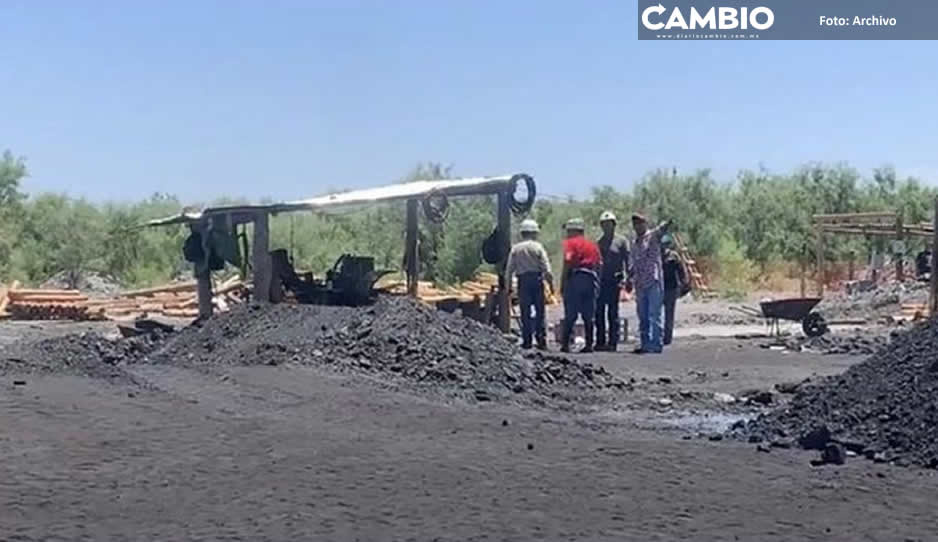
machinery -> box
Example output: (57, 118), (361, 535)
(270, 249), (393, 307)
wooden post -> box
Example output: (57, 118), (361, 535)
(930, 197), (938, 316)
(252, 212), (271, 303)
(197, 272), (214, 318)
(847, 251), (855, 281)
(895, 213), (904, 282)
(496, 191), (511, 332)
(816, 230), (825, 296)
(800, 245), (807, 298)
(405, 199), (419, 297)
(193, 222), (214, 318)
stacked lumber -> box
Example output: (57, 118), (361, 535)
(0, 276), (247, 322)
(376, 272), (559, 306)
(2, 286), (101, 321)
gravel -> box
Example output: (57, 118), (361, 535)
(780, 332), (891, 356)
(2, 296), (630, 410)
(818, 281), (928, 322)
(737, 317), (938, 468)
(0, 331), (166, 386)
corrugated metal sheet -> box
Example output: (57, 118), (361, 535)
(144, 174), (522, 227)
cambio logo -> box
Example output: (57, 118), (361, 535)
(642, 4), (775, 31)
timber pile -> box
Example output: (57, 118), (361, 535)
(0, 276), (246, 322)
(377, 272), (559, 306)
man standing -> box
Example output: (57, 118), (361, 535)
(505, 219), (554, 350)
(661, 234), (688, 347)
(625, 213), (672, 354)
(560, 218), (602, 353)
(595, 211), (629, 352)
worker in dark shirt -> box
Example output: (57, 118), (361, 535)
(595, 211), (629, 352)
(661, 234), (688, 346)
(560, 218), (602, 353)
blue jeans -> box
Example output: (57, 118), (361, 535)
(636, 282), (663, 353)
(517, 272), (546, 346)
(562, 270), (597, 348)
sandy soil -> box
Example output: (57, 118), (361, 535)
(2, 318), (936, 541)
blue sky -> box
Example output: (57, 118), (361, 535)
(2, 1), (937, 203)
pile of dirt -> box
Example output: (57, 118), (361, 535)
(0, 331), (166, 385)
(780, 331), (891, 356)
(737, 317), (938, 468)
(41, 270), (123, 297)
(146, 297), (628, 408)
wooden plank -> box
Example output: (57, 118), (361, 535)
(812, 212), (896, 224)
(8, 294), (90, 303)
(8, 288), (83, 297)
(120, 281), (198, 297)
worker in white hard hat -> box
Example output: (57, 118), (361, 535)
(505, 218), (554, 350)
(594, 211), (630, 351)
(559, 218), (601, 353)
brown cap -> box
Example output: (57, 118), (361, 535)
(631, 213), (647, 222)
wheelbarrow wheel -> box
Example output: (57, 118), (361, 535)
(802, 312), (828, 338)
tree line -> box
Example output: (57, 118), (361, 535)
(1, 150), (935, 295)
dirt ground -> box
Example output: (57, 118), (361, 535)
(2, 310), (936, 541)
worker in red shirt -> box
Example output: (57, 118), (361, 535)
(559, 218), (602, 353)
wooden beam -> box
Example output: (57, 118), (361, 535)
(405, 199), (419, 297)
(931, 197), (938, 316)
(817, 226), (935, 238)
(812, 212), (896, 225)
(496, 191), (511, 333)
(252, 212), (271, 303)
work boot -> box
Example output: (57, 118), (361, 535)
(521, 342), (533, 350)
(582, 322), (594, 353)
(536, 341), (548, 351)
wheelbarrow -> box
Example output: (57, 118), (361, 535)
(731, 297), (829, 338)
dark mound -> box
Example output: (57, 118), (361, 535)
(738, 318), (938, 468)
(147, 296), (628, 407)
(1, 331), (167, 385)
(781, 332), (890, 356)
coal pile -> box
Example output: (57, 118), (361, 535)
(781, 332), (890, 356)
(819, 281), (927, 322)
(1, 331), (167, 385)
(148, 296), (628, 407)
(738, 318), (938, 468)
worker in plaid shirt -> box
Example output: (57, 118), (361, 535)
(625, 213), (673, 354)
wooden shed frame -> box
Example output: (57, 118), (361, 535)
(145, 173), (535, 332)
(812, 201), (938, 315)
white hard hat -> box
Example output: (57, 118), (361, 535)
(600, 211), (617, 223)
(565, 218), (585, 231)
(519, 219), (540, 233)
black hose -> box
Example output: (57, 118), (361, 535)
(508, 173), (536, 215)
